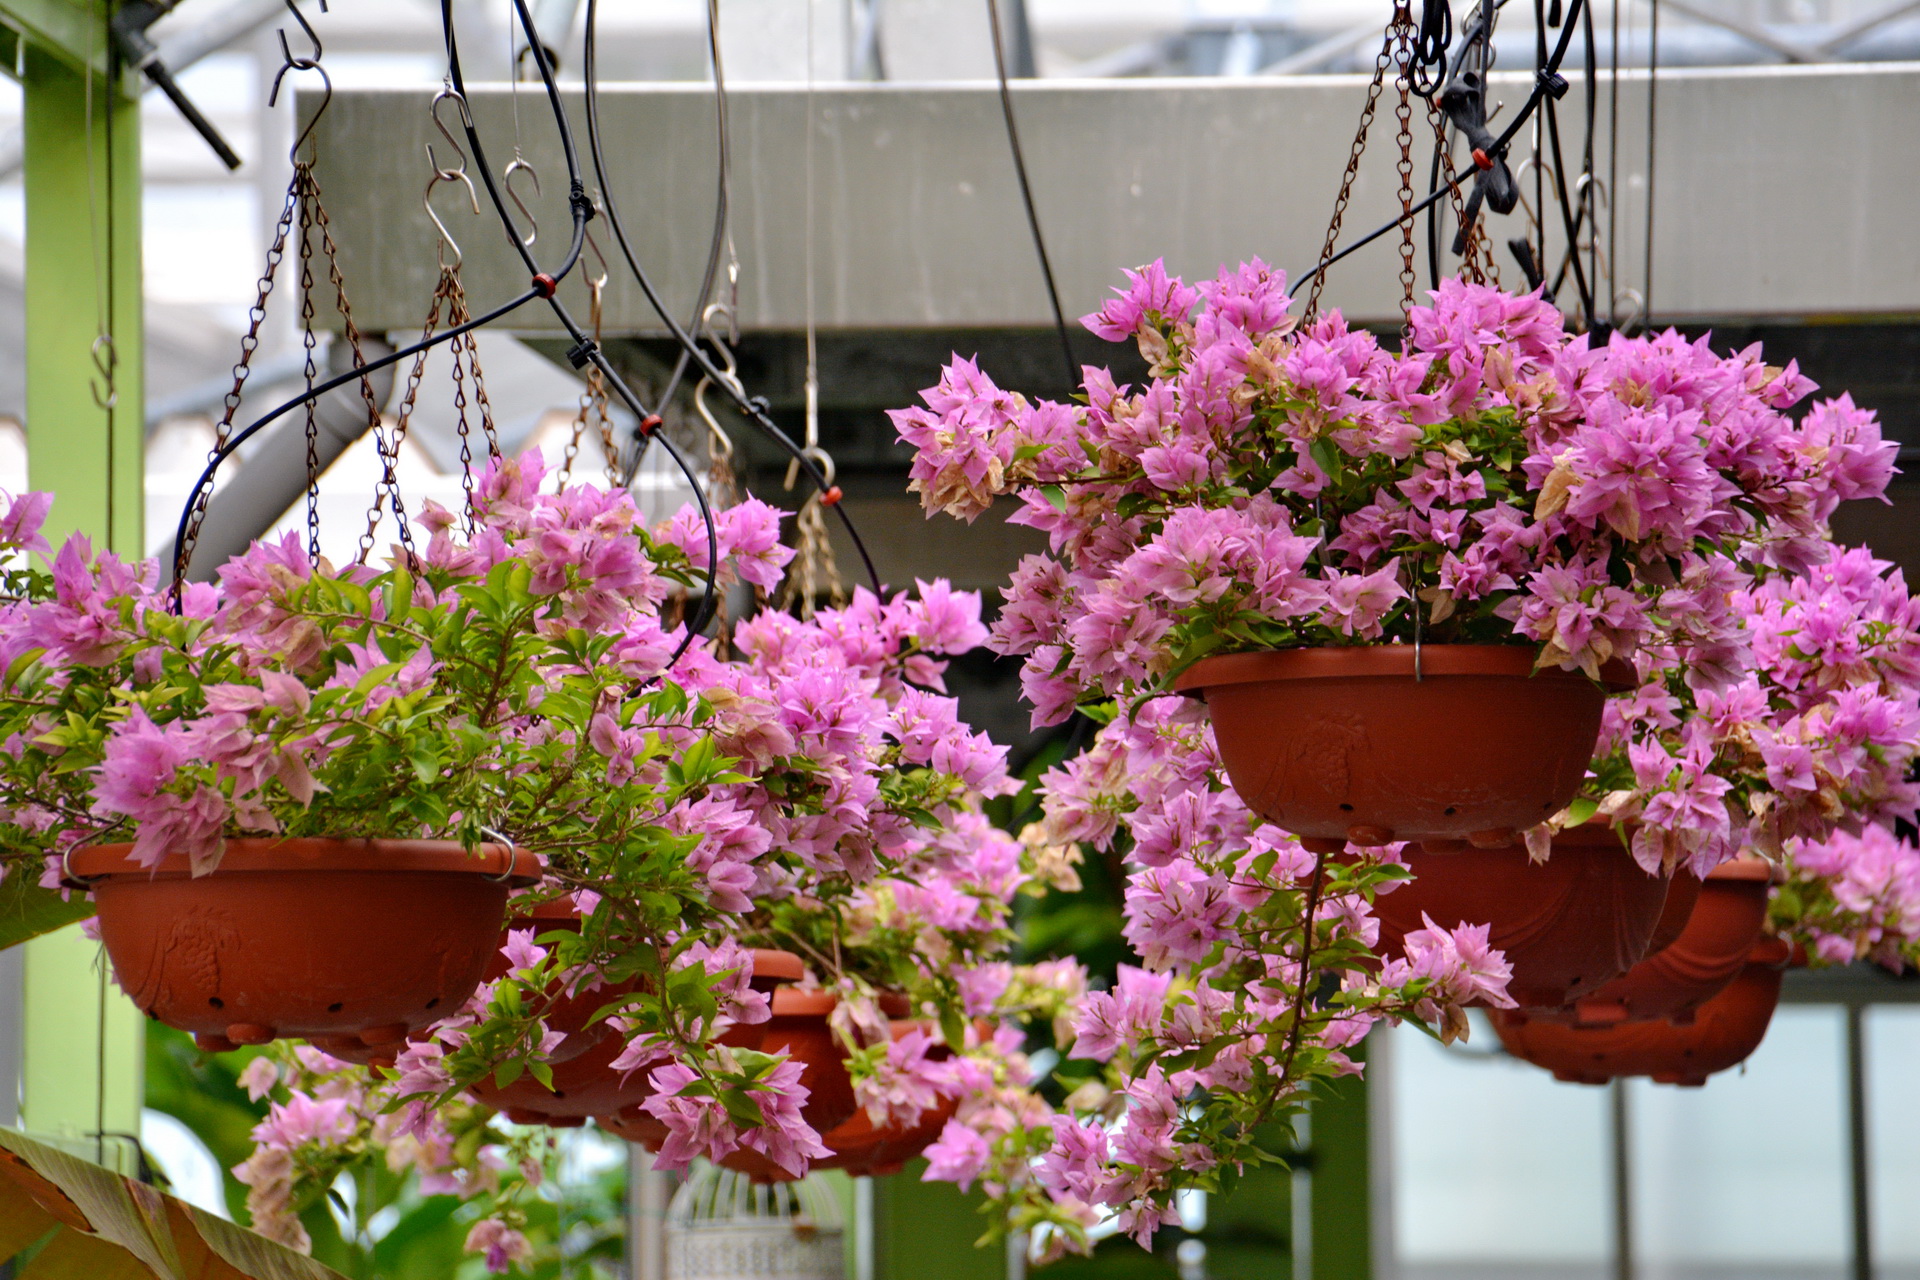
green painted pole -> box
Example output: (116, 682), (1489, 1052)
(871, 1164), (1004, 1280)
(1307, 1039), (1373, 1280)
(15, 32), (146, 1168)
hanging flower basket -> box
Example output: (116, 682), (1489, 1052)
(1178, 647), (1630, 848)
(1367, 819), (1672, 1010)
(68, 838), (538, 1053)
(468, 948), (806, 1126)
(603, 992), (922, 1181)
(1644, 868), (1704, 955)
(1531, 855), (1774, 1027)
(1490, 937), (1792, 1085)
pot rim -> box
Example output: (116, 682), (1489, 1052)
(69, 837), (541, 886)
(1704, 854), (1776, 884)
(1172, 644), (1635, 695)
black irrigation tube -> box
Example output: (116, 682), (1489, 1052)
(1294, 0), (1587, 294)
(167, 286), (539, 594)
(441, 0), (721, 656)
(577, 0), (883, 597)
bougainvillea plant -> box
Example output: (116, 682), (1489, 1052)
(889, 265), (1890, 723)
(908, 697), (1517, 1253)
(1586, 538), (1920, 875)
(1771, 825), (1920, 970)
(881, 262), (1908, 1253)
(0, 460), (1059, 1269)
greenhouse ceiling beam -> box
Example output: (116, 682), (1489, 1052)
(302, 63), (1920, 334)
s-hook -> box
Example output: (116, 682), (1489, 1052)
(425, 88), (482, 267)
(270, 0), (333, 163)
(504, 157), (541, 248)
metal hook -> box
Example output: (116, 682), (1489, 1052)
(424, 159), (481, 269)
(693, 377), (735, 463)
(698, 301), (743, 391)
(427, 87), (474, 180)
(583, 223), (610, 292)
(503, 156), (541, 248)
(271, 0), (332, 162)
(89, 334), (118, 410)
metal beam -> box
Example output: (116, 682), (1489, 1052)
(303, 63), (1920, 334)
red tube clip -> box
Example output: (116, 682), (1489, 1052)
(532, 273), (558, 298)
(1471, 148), (1494, 171)
(638, 414), (663, 436)
(820, 485), (844, 507)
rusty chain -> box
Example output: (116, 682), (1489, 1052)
(1304, 15), (1404, 326)
(1393, 16), (1418, 336)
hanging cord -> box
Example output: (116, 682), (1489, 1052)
(577, 0), (878, 595)
(1644, 0), (1659, 329)
(442, 0), (725, 665)
(985, 0), (1076, 388)
(83, 0), (118, 417)
(1291, 0), (1586, 295)
(556, 231), (615, 490)
(646, 0), (736, 430)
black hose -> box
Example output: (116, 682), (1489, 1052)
(576, 0), (882, 597)
(1295, 0), (1587, 294)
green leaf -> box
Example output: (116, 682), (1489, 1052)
(0, 869), (94, 951)
(1308, 436), (1342, 481)
(1564, 795), (1601, 828)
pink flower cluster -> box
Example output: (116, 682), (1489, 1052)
(1776, 826), (1920, 969)
(910, 694), (1515, 1250)
(890, 264), (1894, 719)
(1596, 541), (1920, 875)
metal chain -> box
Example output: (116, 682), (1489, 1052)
(439, 271), (498, 529)
(1393, 16), (1419, 335)
(1305, 11), (1405, 324)
(361, 269), (454, 564)
(177, 172), (304, 583)
(307, 166), (412, 567)
(557, 279), (613, 491)
(296, 177), (322, 563)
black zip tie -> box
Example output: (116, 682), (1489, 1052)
(566, 338), (599, 369)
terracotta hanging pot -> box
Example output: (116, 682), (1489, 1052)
(1534, 855), (1774, 1027)
(602, 994), (923, 1180)
(746, 1018), (957, 1181)
(1490, 938), (1792, 1086)
(68, 838), (540, 1054)
(1368, 820), (1673, 1012)
(1644, 867), (1704, 955)
(467, 949), (806, 1126)
(1174, 646), (1629, 850)
(310, 898), (626, 1069)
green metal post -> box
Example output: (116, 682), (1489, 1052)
(871, 1164), (1004, 1280)
(15, 31), (146, 1164)
(1308, 1043), (1372, 1280)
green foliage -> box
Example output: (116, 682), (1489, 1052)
(0, 868), (92, 950)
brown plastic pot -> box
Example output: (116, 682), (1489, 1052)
(1645, 868), (1704, 955)
(601, 996), (924, 1180)
(1174, 646), (1626, 849)
(1535, 855), (1773, 1027)
(69, 839), (538, 1053)
(312, 898), (633, 1069)
(466, 949), (806, 1126)
(1490, 938), (1791, 1086)
(1369, 820), (1673, 1012)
